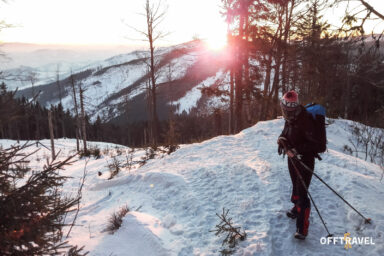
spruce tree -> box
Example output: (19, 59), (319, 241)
(0, 143), (87, 255)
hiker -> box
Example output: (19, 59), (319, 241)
(277, 91), (324, 240)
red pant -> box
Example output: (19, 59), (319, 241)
(288, 155), (314, 235)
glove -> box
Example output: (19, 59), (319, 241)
(277, 136), (288, 147)
(278, 144), (283, 155)
(277, 136), (288, 155)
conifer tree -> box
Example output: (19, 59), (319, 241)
(0, 143), (87, 255)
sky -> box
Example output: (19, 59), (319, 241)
(0, 0), (228, 47)
(0, 0), (383, 47)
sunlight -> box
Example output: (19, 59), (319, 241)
(205, 35), (228, 51)
(204, 26), (228, 51)
(1, 0), (229, 47)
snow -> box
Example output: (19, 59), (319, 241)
(1, 119), (383, 255)
(5, 41), (234, 122)
(156, 52), (198, 84)
(49, 43), (201, 122)
(48, 60), (148, 122)
(171, 70), (228, 114)
(171, 84), (202, 114)
(204, 71), (231, 113)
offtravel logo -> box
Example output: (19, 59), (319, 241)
(320, 232), (375, 249)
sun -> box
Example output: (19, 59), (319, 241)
(205, 36), (228, 51)
(203, 27), (228, 51)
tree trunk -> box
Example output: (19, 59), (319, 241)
(235, 4), (246, 133)
(48, 110), (55, 159)
(235, 48), (243, 133)
(147, 1), (158, 148)
(79, 85), (87, 152)
(281, 1), (294, 94)
(271, 56), (282, 118)
(260, 56), (273, 121)
(243, 7), (252, 125)
(35, 109), (40, 141)
(70, 74), (80, 152)
(229, 67), (235, 134)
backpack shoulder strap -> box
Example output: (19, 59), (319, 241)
(305, 102), (316, 109)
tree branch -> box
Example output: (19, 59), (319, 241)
(360, 0), (384, 21)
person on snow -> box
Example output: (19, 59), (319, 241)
(277, 91), (323, 240)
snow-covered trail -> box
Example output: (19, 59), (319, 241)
(109, 119), (382, 256)
(1, 119), (383, 255)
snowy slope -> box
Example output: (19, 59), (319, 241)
(14, 41), (230, 122)
(171, 69), (229, 114)
(1, 119), (383, 255)
(0, 43), (137, 91)
(0, 64), (81, 91)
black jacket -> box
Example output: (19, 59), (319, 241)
(280, 106), (320, 156)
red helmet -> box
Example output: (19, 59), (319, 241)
(280, 91), (301, 121)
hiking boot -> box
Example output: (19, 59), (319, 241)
(286, 206), (298, 219)
(294, 231), (307, 240)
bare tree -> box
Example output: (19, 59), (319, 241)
(70, 71), (81, 151)
(27, 70), (39, 101)
(334, 0), (384, 35)
(131, 0), (168, 147)
(79, 83), (87, 152)
(48, 110), (55, 159)
(56, 64), (62, 104)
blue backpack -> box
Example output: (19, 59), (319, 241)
(305, 103), (327, 153)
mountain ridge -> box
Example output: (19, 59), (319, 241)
(14, 40), (231, 123)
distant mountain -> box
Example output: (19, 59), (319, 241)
(15, 41), (231, 124)
(1, 42), (136, 68)
(0, 43), (137, 90)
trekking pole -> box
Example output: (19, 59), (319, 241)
(293, 156), (372, 224)
(288, 157), (333, 238)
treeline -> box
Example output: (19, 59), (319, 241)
(0, 83), (75, 141)
(210, 0), (384, 133)
(0, 82), (223, 147)
(91, 111), (228, 147)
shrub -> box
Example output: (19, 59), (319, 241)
(105, 206), (130, 234)
(124, 148), (135, 172)
(79, 149), (91, 158)
(211, 208), (246, 255)
(79, 146), (101, 159)
(107, 156), (123, 180)
(165, 144), (180, 155)
(347, 123), (384, 164)
(102, 147), (110, 155)
(89, 146), (101, 159)
(138, 147), (156, 167)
